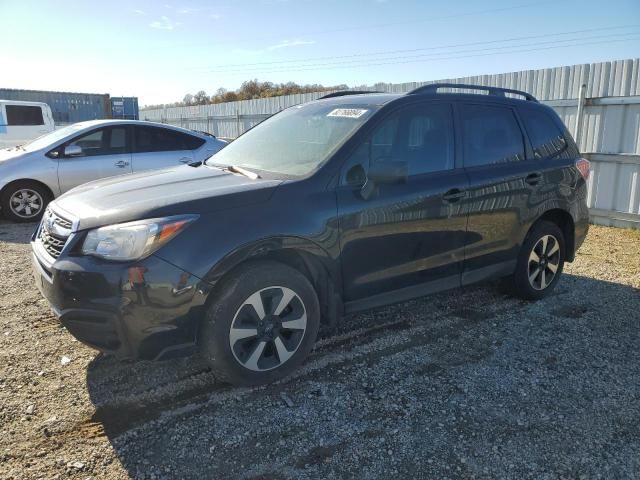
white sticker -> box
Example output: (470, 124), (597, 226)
(327, 108), (368, 119)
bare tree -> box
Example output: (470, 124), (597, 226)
(194, 90), (209, 105)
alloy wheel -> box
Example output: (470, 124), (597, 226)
(229, 286), (307, 372)
(528, 234), (561, 290)
(9, 189), (43, 219)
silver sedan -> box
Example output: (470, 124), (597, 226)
(0, 120), (226, 222)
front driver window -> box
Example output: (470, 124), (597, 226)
(66, 127), (127, 157)
(341, 103), (454, 185)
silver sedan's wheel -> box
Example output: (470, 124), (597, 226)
(9, 188), (44, 219)
(229, 286), (307, 372)
(527, 234), (561, 291)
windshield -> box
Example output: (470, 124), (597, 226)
(206, 102), (378, 176)
(23, 124), (87, 151)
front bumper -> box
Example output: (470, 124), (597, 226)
(31, 239), (209, 360)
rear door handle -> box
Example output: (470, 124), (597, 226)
(443, 188), (466, 202)
(525, 172), (542, 185)
(115, 160), (129, 168)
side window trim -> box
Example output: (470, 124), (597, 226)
(511, 107), (534, 161)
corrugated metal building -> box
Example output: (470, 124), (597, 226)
(110, 97), (139, 120)
(0, 88), (112, 124)
(140, 58), (640, 228)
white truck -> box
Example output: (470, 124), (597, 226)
(0, 100), (55, 148)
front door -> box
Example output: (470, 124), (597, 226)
(336, 101), (469, 304)
(57, 125), (132, 193)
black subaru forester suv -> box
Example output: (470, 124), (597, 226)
(32, 84), (589, 386)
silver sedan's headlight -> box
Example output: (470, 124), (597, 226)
(81, 215), (197, 261)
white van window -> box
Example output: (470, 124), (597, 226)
(6, 105), (44, 126)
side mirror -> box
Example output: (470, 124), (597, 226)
(368, 161), (408, 185)
(354, 160), (408, 200)
(64, 145), (83, 157)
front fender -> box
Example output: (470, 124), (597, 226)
(199, 235), (339, 289)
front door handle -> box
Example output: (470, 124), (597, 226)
(525, 172), (542, 185)
(179, 157), (191, 164)
(443, 188), (466, 202)
(115, 160), (129, 168)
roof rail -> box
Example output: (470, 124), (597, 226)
(318, 90), (382, 99)
(407, 83), (538, 102)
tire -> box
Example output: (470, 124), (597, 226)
(512, 220), (566, 300)
(199, 260), (320, 386)
(1, 181), (51, 223)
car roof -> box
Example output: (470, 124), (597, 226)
(67, 119), (209, 137)
(0, 99), (49, 107)
(310, 93), (402, 107)
(309, 91), (541, 110)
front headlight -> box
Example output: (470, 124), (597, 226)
(82, 215), (198, 261)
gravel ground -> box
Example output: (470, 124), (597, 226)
(1, 221), (639, 479)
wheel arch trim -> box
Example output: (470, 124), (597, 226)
(198, 235), (343, 327)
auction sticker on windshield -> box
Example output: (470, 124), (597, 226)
(327, 108), (368, 119)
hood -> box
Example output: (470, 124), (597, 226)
(0, 148), (27, 163)
(53, 165), (282, 230)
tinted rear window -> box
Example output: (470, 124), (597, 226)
(519, 108), (568, 159)
(6, 105), (44, 126)
(461, 105), (525, 167)
(134, 126), (204, 153)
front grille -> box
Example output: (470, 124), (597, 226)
(40, 228), (67, 258)
(38, 209), (74, 260)
(53, 215), (73, 229)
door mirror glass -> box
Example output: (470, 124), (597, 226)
(368, 160), (408, 185)
(64, 145), (83, 157)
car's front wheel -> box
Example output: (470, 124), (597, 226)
(1, 181), (50, 222)
(199, 260), (320, 386)
(512, 220), (565, 300)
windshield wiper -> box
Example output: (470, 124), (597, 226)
(208, 162), (261, 180)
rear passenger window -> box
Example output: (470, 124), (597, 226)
(6, 105), (44, 126)
(134, 126), (204, 153)
(519, 108), (567, 159)
(462, 105), (525, 167)
(182, 133), (206, 150)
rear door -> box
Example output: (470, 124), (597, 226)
(131, 126), (205, 172)
(457, 101), (538, 284)
(57, 125), (132, 192)
(337, 101), (469, 303)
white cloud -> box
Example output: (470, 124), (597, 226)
(209, 13), (222, 20)
(132, 9), (146, 15)
(150, 16), (182, 30)
(267, 39), (315, 51)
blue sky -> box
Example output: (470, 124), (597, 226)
(1, 0), (639, 106)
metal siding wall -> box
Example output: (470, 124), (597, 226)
(0, 89), (110, 124)
(140, 59), (640, 228)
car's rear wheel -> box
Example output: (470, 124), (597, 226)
(513, 220), (565, 300)
(1, 181), (50, 222)
(199, 260), (320, 386)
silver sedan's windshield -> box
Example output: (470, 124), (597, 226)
(206, 102), (378, 176)
(24, 124), (87, 151)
